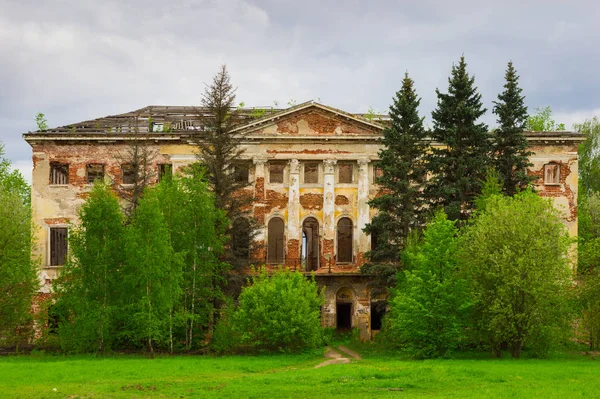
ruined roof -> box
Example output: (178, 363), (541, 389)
(23, 101), (388, 136)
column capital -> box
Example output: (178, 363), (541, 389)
(253, 157), (268, 166)
(357, 158), (370, 173)
(323, 159), (337, 174)
(288, 159), (300, 174)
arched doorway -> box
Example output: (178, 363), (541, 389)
(267, 217), (285, 264)
(302, 217), (319, 271)
(336, 287), (353, 330)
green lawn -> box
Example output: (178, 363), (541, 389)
(1, 350), (599, 398)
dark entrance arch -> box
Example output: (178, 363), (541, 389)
(302, 217), (319, 271)
(336, 287), (353, 330)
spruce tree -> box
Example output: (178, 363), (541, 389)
(426, 56), (490, 221)
(492, 61), (533, 196)
(362, 73), (428, 290)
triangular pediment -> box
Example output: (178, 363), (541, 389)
(234, 102), (384, 137)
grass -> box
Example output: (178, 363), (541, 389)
(1, 349), (599, 398)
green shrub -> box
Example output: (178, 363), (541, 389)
(232, 268), (324, 353)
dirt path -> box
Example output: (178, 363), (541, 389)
(313, 346), (360, 368)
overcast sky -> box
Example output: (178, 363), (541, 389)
(2, 0), (599, 183)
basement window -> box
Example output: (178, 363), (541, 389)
(269, 162), (285, 184)
(158, 164), (172, 182)
(122, 164), (136, 184)
(50, 227), (68, 266)
(49, 163), (69, 185)
(544, 163), (560, 185)
(303, 163), (319, 184)
(234, 162), (250, 183)
(338, 163), (354, 184)
(86, 164), (104, 183)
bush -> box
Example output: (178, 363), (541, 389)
(232, 268), (324, 353)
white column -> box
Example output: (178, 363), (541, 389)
(287, 159), (301, 252)
(253, 158), (267, 242)
(357, 158), (371, 253)
(323, 159), (337, 263)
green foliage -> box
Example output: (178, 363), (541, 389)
(232, 268), (324, 353)
(526, 106), (566, 132)
(0, 183), (37, 348)
(364, 106), (377, 121)
(460, 190), (573, 358)
(363, 73), (428, 292)
(55, 182), (125, 353)
(250, 108), (268, 118)
(35, 112), (48, 131)
(386, 211), (471, 358)
(426, 56), (490, 221)
(578, 192), (600, 273)
(492, 62), (534, 195)
(575, 117), (600, 195)
(121, 189), (179, 355)
(0, 143), (30, 206)
(473, 168), (503, 212)
(577, 269), (600, 350)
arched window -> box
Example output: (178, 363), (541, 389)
(302, 217), (319, 271)
(337, 217), (353, 263)
(267, 217), (285, 264)
(232, 217), (250, 260)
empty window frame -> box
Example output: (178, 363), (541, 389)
(337, 217), (353, 263)
(50, 227), (68, 266)
(49, 163), (69, 185)
(269, 162), (285, 184)
(234, 162), (250, 183)
(267, 217), (285, 264)
(232, 217), (251, 260)
(544, 163), (560, 185)
(122, 164), (136, 184)
(86, 164), (104, 184)
(338, 163), (354, 184)
(158, 164), (172, 182)
(303, 163), (319, 184)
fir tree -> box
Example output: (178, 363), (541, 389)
(362, 73), (428, 290)
(426, 56), (490, 221)
(492, 61), (533, 196)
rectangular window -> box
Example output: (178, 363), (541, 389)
(269, 162), (285, 184)
(50, 227), (68, 266)
(234, 162), (250, 183)
(338, 163), (354, 184)
(303, 163), (318, 184)
(86, 164), (104, 184)
(544, 163), (560, 185)
(122, 164), (136, 184)
(158, 164), (172, 182)
(49, 163), (69, 185)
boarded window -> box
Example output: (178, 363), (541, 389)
(338, 163), (354, 184)
(234, 162), (250, 183)
(49, 163), (69, 185)
(303, 163), (318, 184)
(267, 217), (285, 264)
(232, 217), (250, 260)
(337, 217), (353, 263)
(158, 164), (172, 182)
(544, 163), (560, 185)
(122, 164), (136, 184)
(86, 164), (104, 183)
(269, 162), (285, 184)
(50, 227), (68, 266)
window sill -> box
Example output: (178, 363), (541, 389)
(544, 183), (561, 186)
(45, 265), (64, 269)
(48, 184), (69, 188)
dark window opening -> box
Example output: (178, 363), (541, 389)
(232, 217), (250, 260)
(303, 163), (318, 184)
(370, 301), (387, 331)
(337, 217), (353, 263)
(544, 163), (560, 185)
(373, 162), (384, 181)
(302, 217), (319, 271)
(86, 164), (104, 184)
(269, 162), (285, 184)
(338, 163), (354, 184)
(158, 164), (172, 182)
(267, 217), (285, 264)
(370, 228), (379, 252)
(336, 303), (352, 330)
(234, 162), (250, 183)
(50, 227), (68, 266)
(122, 164), (136, 184)
(49, 163), (69, 185)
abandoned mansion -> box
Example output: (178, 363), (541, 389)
(24, 101), (584, 340)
